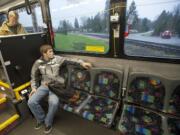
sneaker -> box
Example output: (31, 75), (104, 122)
(34, 122), (43, 130)
(44, 126), (52, 134)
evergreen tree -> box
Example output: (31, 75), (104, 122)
(173, 4), (180, 37)
(153, 10), (170, 35)
(127, 0), (138, 29)
(58, 20), (73, 35)
(140, 18), (151, 32)
(74, 18), (79, 29)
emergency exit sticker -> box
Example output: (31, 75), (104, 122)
(85, 46), (105, 53)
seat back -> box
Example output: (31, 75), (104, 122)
(91, 68), (123, 100)
(69, 65), (91, 93)
(118, 104), (163, 135)
(126, 70), (180, 115)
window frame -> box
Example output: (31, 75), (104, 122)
(0, 0), (46, 37)
(118, 0), (180, 64)
(9, 2), (45, 34)
(49, 0), (180, 64)
(49, 0), (114, 57)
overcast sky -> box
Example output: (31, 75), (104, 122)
(50, 0), (107, 28)
(18, 6), (43, 27)
(127, 0), (180, 21)
(18, 0), (180, 28)
(49, 0), (180, 28)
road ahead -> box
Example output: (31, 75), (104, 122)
(127, 33), (180, 46)
(80, 32), (180, 58)
(83, 32), (180, 46)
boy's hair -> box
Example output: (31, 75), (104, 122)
(40, 44), (53, 55)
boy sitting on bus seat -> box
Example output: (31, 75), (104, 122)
(0, 11), (26, 35)
(28, 44), (92, 134)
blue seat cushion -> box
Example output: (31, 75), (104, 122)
(61, 91), (89, 113)
(79, 96), (118, 126)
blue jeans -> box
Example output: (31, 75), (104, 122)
(28, 85), (59, 126)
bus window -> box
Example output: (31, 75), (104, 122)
(0, 3), (44, 37)
(0, 13), (6, 26)
(17, 3), (44, 33)
(50, 0), (110, 54)
(124, 0), (180, 59)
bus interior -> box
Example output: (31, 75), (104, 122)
(0, 0), (180, 135)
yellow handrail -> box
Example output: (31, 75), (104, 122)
(0, 114), (20, 131)
(0, 97), (6, 105)
(0, 81), (31, 101)
(0, 81), (10, 89)
(14, 82), (31, 100)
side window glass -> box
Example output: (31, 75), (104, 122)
(50, 0), (110, 54)
(124, 0), (180, 59)
(0, 14), (6, 26)
(0, 3), (44, 37)
(17, 3), (44, 33)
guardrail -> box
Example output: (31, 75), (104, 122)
(126, 39), (180, 54)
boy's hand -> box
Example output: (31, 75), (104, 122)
(29, 88), (37, 97)
(81, 62), (92, 69)
(43, 82), (49, 86)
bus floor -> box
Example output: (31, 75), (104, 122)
(9, 109), (119, 135)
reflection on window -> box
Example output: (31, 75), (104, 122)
(50, 0), (110, 54)
(17, 3), (44, 33)
(0, 14), (6, 26)
(125, 0), (180, 59)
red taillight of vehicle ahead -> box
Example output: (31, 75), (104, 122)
(124, 32), (129, 37)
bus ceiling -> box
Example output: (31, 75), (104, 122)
(0, 0), (25, 13)
(0, 0), (35, 14)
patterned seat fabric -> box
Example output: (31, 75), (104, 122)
(61, 67), (91, 113)
(118, 104), (163, 135)
(77, 71), (120, 126)
(127, 77), (165, 111)
(71, 67), (91, 92)
(61, 91), (88, 112)
(167, 117), (180, 135)
(79, 96), (118, 126)
(94, 71), (120, 99)
(168, 86), (180, 117)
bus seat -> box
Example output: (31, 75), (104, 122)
(60, 66), (91, 113)
(78, 69), (122, 127)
